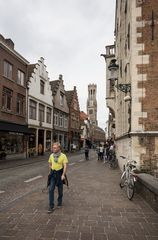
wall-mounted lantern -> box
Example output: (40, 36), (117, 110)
(108, 59), (131, 93)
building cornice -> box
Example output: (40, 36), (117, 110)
(116, 131), (158, 141)
(0, 42), (29, 64)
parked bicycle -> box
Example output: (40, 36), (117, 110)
(119, 156), (137, 200)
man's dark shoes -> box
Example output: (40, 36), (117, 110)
(47, 207), (55, 213)
(57, 204), (62, 209)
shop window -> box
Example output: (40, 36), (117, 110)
(2, 87), (13, 111)
(46, 107), (52, 124)
(4, 61), (13, 79)
(29, 99), (37, 120)
(46, 131), (51, 151)
(0, 132), (24, 157)
(39, 104), (45, 122)
(28, 131), (36, 156)
(17, 70), (25, 86)
(16, 94), (25, 115)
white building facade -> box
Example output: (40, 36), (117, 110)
(28, 57), (53, 156)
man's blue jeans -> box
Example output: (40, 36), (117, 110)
(49, 169), (63, 208)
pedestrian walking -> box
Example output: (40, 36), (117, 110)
(48, 142), (68, 213)
(98, 144), (104, 160)
(84, 145), (89, 160)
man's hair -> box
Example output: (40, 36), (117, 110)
(52, 142), (61, 149)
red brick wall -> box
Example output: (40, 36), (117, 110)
(136, 0), (158, 175)
(0, 44), (28, 125)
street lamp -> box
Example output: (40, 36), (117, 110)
(108, 59), (131, 93)
(108, 59), (119, 81)
(108, 59), (131, 134)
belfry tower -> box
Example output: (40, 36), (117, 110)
(87, 84), (98, 125)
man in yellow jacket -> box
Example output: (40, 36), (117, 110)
(48, 142), (68, 213)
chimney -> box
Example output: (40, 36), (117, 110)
(5, 39), (14, 49)
(59, 74), (63, 80)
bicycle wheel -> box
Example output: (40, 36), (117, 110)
(127, 175), (135, 200)
(120, 171), (126, 188)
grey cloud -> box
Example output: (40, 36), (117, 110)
(0, 0), (115, 129)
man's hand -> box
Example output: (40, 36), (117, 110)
(61, 174), (65, 181)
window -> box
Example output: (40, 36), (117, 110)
(71, 113), (76, 128)
(16, 94), (25, 115)
(127, 24), (130, 50)
(90, 100), (93, 106)
(4, 61), (13, 79)
(54, 113), (58, 126)
(60, 93), (64, 106)
(40, 80), (45, 94)
(46, 107), (52, 124)
(89, 109), (93, 114)
(29, 99), (37, 120)
(39, 104), (45, 122)
(17, 70), (25, 86)
(59, 113), (63, 127)
(64, 116), (68, 128)
(2, 87), (13, 111)
(0, 132), (24, 155)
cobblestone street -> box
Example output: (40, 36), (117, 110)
(0, 151), (158, 240)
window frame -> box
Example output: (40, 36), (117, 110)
(39, 103), (45, 122)
(3, 60), (13, 80)
(60, 92), (64, 106)
(2, 87), (13, 111)
(16, 93), (25, 115)
(40, 80), (45, 95)
(46, 107), (52, 124)
(29, 99), (37, 120)
(54, 113), (58, 126)
(17, 69), (25, 86)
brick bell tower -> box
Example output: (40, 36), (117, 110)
(87, 84), (98, 126)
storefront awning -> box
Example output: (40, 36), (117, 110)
(0, 121), (33, 135)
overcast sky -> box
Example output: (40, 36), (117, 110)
(0, 0), (115, 129)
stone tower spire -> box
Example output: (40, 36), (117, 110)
(87, 84), (98, 125)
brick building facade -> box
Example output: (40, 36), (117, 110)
(50, 75), (69, 151)
(65, 87), (81, 151)
(104, 0), (158, 176)
(0, 34), (30, 160)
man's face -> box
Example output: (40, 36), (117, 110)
(52, 144), (60, 153)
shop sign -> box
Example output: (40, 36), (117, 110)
(9, 132), (24, 136)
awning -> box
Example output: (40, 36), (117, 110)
(0, 121), (33, 135)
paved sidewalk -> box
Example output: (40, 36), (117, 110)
(0, 153), (158, 240)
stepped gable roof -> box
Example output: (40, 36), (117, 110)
(28, 64), (36, 79)
(50, 80), (60, 96)
(65, 90), (74, 106)
(65, 86), (80, 111)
